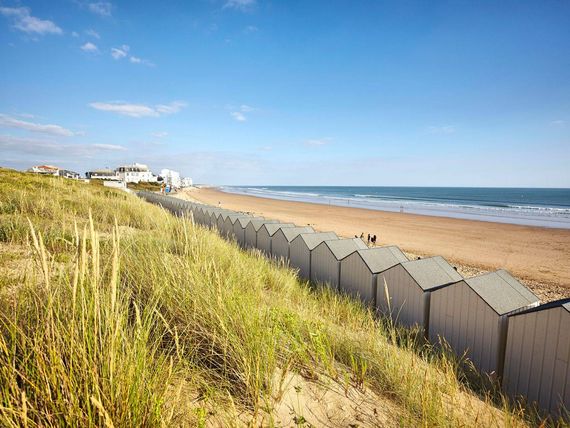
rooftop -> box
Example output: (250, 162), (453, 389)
(401, 256), (463, 291)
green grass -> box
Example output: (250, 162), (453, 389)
(0, 168), (550, 426)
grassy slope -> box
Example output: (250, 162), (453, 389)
(0, 168), (540, 427)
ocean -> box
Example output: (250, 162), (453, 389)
(220, 186), (570, 229)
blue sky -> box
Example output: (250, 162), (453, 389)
(0, 0), (569, 186)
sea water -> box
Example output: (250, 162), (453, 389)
(221, 186), (570, 229)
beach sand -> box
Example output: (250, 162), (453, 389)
(176, 187), (570, 301)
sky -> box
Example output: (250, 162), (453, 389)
(0, 0), (569, 187)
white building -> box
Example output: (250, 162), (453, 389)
(181, 177), (193, 188)
(115, 163), (157, 183)
(28, 165), (80, 179)
(160, 169), (182, 188)
(86, 169), (120, 180)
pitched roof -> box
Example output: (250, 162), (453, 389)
(401, 256), (463, 291)
(236, 216), (262, 228)
(248, 219), (279, 232)
(279, 226), (315, 242)
(465, 270), (540, 315)
(322, 238), (367, 260)
(227, 213), (250, 223)
(293, 232), (339, 250)
(351, 246), (409, 273)
(508, 297), (570, 317)
(262, 223), (295, 236)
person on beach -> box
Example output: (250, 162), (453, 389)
(360, 232), (364, 239)
(367, 234), (371, 244)
(372, 234), (377, 245)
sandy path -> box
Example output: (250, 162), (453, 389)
(176, 187), (570, 301)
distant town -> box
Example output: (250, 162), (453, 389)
(26, 163), (192, 192)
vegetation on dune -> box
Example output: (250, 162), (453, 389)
(0, 168), (548, 426)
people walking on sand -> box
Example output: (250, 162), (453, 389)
(367, 233), (371, 245)
(360, 232), (364, 239)
(372, 234), (377, 245)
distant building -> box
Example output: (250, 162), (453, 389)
(86, 169), (120, 181)
(160, 169), (181, 188)
(27, 165), (60, 176)
(28, 165), (79, 179)
(181, 177), (193, 188)
(115, 163), (157, 183)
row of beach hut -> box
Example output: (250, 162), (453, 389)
(138, 191), (570, 419)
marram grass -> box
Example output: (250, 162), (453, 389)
(0, 168), (548, 426)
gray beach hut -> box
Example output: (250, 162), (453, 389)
(503, 298), (570, 417)
(429, 270), (539, 377)
(289, 232), (339, 280)
(378, 256), (463, 333)
(311, 238), (367, 289)
(271, 226), (315, 261)
(339, 246), (408, 306)
(244, 219), (279, 249)
(256, 223), (295, 256)
(222, 213), (250, 239)
(216, 210), (235, 231)
(233, 216), (260, 247)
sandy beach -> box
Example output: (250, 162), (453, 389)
(177, 187), (570, 301)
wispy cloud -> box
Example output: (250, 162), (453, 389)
(305, 138), (332, 146)
(230, 104), (255, 121)
(89, 101), (186, 118)
(111, 44), (154, 66)
(550, 120), (565, 127)
(244, 25), (258, 33)
(81, 42), (98, 52)
(0, 114), (78, 137)
(224, 0), (257, 11)
(0, 134), (126, 157)
(71, 31), (79, 37)
(231, 111), (246, 122)
(111, 44), (129, 59)
(88, 2), (112, 17)
(427, 125), (456, 135)
(152, 131), (168, 138)
(85, 28), (100, 39)
(0, 6), (62, 35)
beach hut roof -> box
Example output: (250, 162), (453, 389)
(262, 223), (295, 236)
(237, 216), (261, 227)
(227, 213), (249, 223)
(218, 211), (236, 220)
(463, 270), (540, 315)
(323, 238), (367, 260)
(248, 218), (279, 231)
(507, 297), (570, 318)
(351, 246), (409, 274)
(280, 226), (315, 242)
(401, 256), (463, 291)
(294, 232), (339, 250)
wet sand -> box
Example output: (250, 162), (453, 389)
(176, 187), (570, 301)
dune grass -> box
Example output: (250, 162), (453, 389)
(0, 168), (549, 426)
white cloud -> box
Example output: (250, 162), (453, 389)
(550, 120), (565, 127)
(244, 25), (258, 33)
(224, 0), (257, 11)
(129, 56), (141, 63)
(305, 138), (331, 146)
(89, 101), (186, 118)
(427, 125), (456, 135)
(0, 134), (126, 157)
(85, 28), (100, 39)
(231, 111), (246, 122)
(111, 44), (129, 59)
(81, 42), (98, 52)
(230, 104), (255, 121)
(0, 114), (77, 137)
(91, 143), (126, 151)
(88, 2), (112, 16)
(71, 31), (79, 37)
(152, 131), (168, 138)
(0, 6), (62, 35)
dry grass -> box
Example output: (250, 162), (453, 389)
(0, 168), (555, 426)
